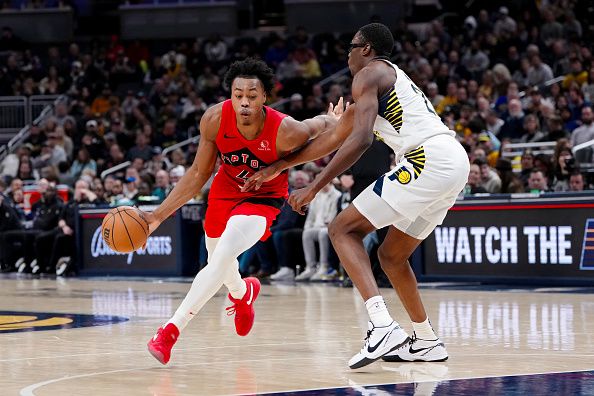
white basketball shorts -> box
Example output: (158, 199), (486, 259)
(352, 134), (469, 240)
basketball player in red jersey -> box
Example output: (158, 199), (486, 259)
(143, 58), (343, 365)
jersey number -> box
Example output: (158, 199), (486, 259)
(236, 170), (251, 181)
(410, 84), (437, 116)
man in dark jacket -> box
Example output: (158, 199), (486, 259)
(0, 192), (25, 271)
(1, 183), (63, 272)
(32, 179), (101, 274)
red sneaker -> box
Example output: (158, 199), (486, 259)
(226, 277), (261, 336)
(147, 323), (180, 364)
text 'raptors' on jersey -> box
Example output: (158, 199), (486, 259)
(210, 99), (288, 200)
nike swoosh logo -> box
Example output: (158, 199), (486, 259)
(409, 342), (444, 354)
(367, 331), (390, 353)
(246, 283), (254, 305)
(224, 133), (236, 139)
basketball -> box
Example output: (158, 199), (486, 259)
(101, 206), (149, 253)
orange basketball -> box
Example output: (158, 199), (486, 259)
(101, 206), (149, 253)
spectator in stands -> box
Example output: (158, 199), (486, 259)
(519, 150), (534, 187)
(528, 55), (554, 86)
(169, 165), (184, 187)
(203, 33), (228, 67)
(152, 169), (171, 202)
(499, 99), (525, 140)
(582, 66), (594, 103)
(297, 182), (341, 282)
(520, 114), (545, 143)
(155, 119), (183, 149)
(496, 158), (524, 193)
(474, 157), (501, 193)
(570, 106), (594, 163)
(52, 125), (73, 160)
(552, 143), (577, 191)
(485, 109), (504, 136)
(527, 169), (550, 193)
(464, 163), (487, 195)
(426, 82), (443, 108)
(2, 182), (63, 272)
(269, 170), (311, 282)
(285, 93), (308, 120)
(105, 143), (125, 171)
(1, 144), (31, 180)
(563, 57), (588, 89)
(17, 157), (39, 182)
(276, 51), (302, 83)
(68, 147), (96, 182)
(127, 131), (153, 161)
(31, 179), (99, 274)
(435, 82), (458, 114)
(543, 114), (570, 141)
(0, 191), (25, 271)
(108, 178), (125, 206)
(169, 148), (187, 168)
(540, 7), (564, 46)
(569, 171), (586, 191)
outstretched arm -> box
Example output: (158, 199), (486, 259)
(288, 68), (380, 213)
(242, 102), (354, 192)
(143, 104), (221, 234)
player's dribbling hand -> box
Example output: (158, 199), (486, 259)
(142, 211), (161, 236)
(138, 210), (161, 249)
(288, 186), (316, 215)
(241, 162), (282, 192)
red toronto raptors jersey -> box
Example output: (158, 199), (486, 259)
(209, 100), (289, 200)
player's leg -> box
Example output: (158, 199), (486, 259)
(148, 215), (266, 364)
(377, 226), (448, 362)
(328, 205), (409, 369)
(166, 215), (265, 329)
(205, 236), (246, 300)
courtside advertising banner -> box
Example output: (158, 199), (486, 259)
(78, 210), (179, 275)
(424, 202), (594, 280)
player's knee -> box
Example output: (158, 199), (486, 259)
(377, 245), (407, 269)
(328, 220), (342, 243)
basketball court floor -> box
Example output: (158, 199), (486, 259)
(1, 276), (593, 395)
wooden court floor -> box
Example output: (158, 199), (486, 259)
(1, 276), (593, 395)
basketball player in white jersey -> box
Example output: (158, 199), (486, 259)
(243, 23), (469, 368)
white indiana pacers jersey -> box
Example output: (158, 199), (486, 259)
(372, 59), (454, 159)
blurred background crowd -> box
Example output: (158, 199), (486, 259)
(0, 0), (593, 278)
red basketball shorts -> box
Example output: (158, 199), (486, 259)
(203, 197), (284, 241)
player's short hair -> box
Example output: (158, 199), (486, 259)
(358, 23), (394, 57)
(224, 58), (275, 95)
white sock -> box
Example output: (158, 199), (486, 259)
(412, 317), (438, 340)
(165, 216), (266, 333)
(365, 295), (393, 327)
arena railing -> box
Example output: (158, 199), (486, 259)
(572, 138), (594, 158)
(0, 95), (66, 164)
(100, 161), (132, 180)
(0, 96), (28, 145)
(501, 141), (557, 171)
(100, 135), (201, 180)
(517, 76), (564, 98)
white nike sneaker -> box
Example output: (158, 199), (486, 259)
(349, 321), (409, 369)
(295, 266), (316, 281)
(382, 332), (448, 362)
(309, 265), (328, 281)
(270, 266), (295, 281)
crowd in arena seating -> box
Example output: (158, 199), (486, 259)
(0, 1), (593, 278)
